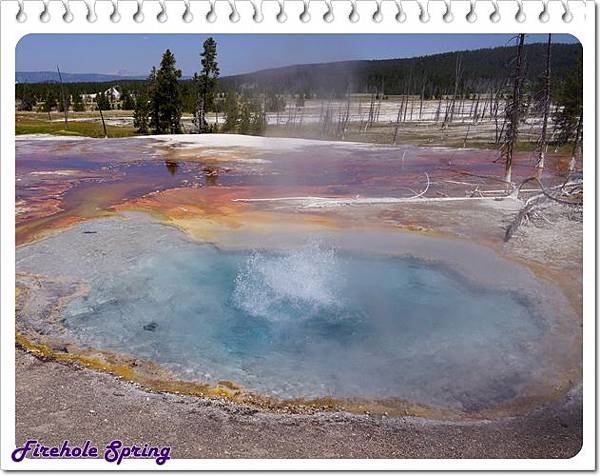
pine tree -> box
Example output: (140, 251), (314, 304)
(73, 94), (85, 112)
(133, 93), (150, 134)
(553, 55), (583, 147)
(122, 90), (136, 110)
(17, 86), (35, 111)
(152, 50), (183, 134)
(250, 100), (267, 135)
(222, 91), (240, 132)
(556, 55), (583, 171)
(147, 67), (160, 133)
(96, 91), (111, 111)
(266, 92), (286, 112)
(193, 37), (220, 133)
(58, 95), (71, 113)
(238, 96), (253, 135)
(42, 92), (57, 112)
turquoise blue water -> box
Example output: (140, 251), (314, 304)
(63, 240), (545, 410)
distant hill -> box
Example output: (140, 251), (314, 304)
(16, 71), (147, 83)
(219, 42), (582, 96)
(17, 71), (199, 84)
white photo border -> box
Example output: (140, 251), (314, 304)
(1, 0), (595, 470)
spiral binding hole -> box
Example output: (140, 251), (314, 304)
(394, 0), (407, 22)
(157, 0), (168, 22)
(515, 0), (526, 22)
(466, 0), (477, 22)
(206, 0), (217, 22)
(300, 0), (311, 22)
(349, 0), (359, 22)
(489, 0), (500, 21)
(561, 0), (573, 22)
(252, 0), (264, 22)
(133, 0), (144, 22)
(182, 0), (193, 22)
(372, 0), (383, 22)
(39, 0), (51, 22)
(442, 0), (453, 22)
(277, 0), (288, 22)
(229, 0), (240, 22)
(539, 0), (550, 22)
(110, 0), (121, 22)
(61, 0), (74, 22)
(417, 0), (430, 22)
(323, 0), (334, 22)
(16, 0), (27, 22)
(85, 0), (97, 22)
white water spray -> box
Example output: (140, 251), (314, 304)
(232, 240), (342, 321)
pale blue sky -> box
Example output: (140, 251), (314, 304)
(17, 34), (578, 77)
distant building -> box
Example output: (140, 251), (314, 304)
(80, 86), (121, 109)
(104, 86), (121, 102)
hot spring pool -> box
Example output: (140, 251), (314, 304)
(24, 217), (553, 411)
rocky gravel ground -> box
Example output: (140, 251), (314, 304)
(16, 349), (582, 460)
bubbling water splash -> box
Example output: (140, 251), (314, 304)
(232, 240), (343, 321)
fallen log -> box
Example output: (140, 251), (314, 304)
(504, 176), (582, 242)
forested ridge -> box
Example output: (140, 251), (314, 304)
(221, 42), (582, 96)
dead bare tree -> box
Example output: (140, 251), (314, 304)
(549, 104), (561, 151)
(469, 94), (477, 121)
(339, 89), (352, 140)
(419, 75), (427, 120)
(504, 175), (582, 241)
(443, 55), (462, 129)
(459, 94), (466, 123)
(500, 34), (526, 184)
(365, 90), (376, 131)
(96, 99), (108, 138)
(392, 103), (402, 145)
(479, 87), (490, 123)
(57, 65), (68, 126)
(463, 124), (471, 148)
(443, 96), (451, 124)
(492, 80), (507, 144)
(375, 97), (382, 123)
(569, 110), (583, 171)
(402, 70), (412, 123)
(471, 93), (485, 124)
(434, 94), (442, 123)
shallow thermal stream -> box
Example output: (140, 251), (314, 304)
(16, 216), (553, 411)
